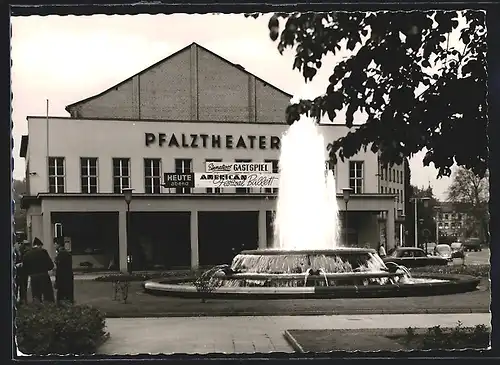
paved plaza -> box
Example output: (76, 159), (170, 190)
(97, 313), (491, 354)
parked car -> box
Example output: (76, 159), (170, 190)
(382, 247), (449, 268)
(462, 238), (482, 252)
(433, 244), (453, 261)
(427, 242), (438, 254)
(450, 242), (466, 259)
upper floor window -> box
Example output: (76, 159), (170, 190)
(235, 159), (252, 194)
(380, 167), (384, 181)
(205, 159), (222, 194)
(265, 159), (279, 194)
(392, 169), (396, 182)
(444, 214), (449, 220)
(400, 170), (404, 184)
(349, 161), (364, 194)
(175, 159), (192, 194)
(112, 158), (130, 194)
(48, 157), (65, 193)
(144, 158), (162, 194)
(80, 157), (98, 193)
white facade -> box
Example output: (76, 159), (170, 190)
(25, 116), (390, 196)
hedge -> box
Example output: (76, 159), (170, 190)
(94, 269), (206, 282)
(410, 264), (490, 278)
(15, 302), (107, 355)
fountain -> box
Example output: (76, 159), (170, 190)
(143, 116), (480, 299)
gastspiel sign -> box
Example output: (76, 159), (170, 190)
(205, 162), (273, 173)
(145, 133), (281, 150)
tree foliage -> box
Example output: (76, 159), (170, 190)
(248, 11), (488, 178)
(447, 167), (489, 242)
(447, 167), (489, 205)
(13, 179), (26, 232)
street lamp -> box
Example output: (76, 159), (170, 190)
(342, 188), (353, 247)
(122, 187), (134, 274)
(409, 197), (430, 248)
(433, 206), (441, 244)
(397, 209), (405, 247)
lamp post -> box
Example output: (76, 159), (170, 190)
(433, 206), (441, 245)
(342, 188), (353, 247)
(409, 197), (430, 248)
(397, 209), (405, 247)
(122, 187), (134, 274)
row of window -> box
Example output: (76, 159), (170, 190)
(380, 167), (404, 184)
(48, 157), (370, 195)
(438, 213), (464, 221)
(439, 222), (462, 230)
(380, 186), (404, 203)
(48, 157), (279, 194)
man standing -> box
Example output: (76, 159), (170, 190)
(54, 241), (74, 303)
(14, 240), (31, 304)
(22, 237), (55, 303)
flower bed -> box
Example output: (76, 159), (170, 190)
(15, 302), (107, 355)
(391, 322), (490, 350)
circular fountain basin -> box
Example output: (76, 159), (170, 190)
(143, 273), (480, 299)
(143, 248), (481, 299)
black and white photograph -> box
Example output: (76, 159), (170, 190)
(11, 3), (493, 357)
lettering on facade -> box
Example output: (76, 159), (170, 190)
(205, 162), (272, 173)
(145, 133), (281, 150)
(195, 173), (280, 188)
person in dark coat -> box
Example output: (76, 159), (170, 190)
(22, 237), (55, 303)
(14, 240), (31, 304)
(54, 242), (74, 303)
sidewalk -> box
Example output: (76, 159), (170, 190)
(97, 313), (491, 355)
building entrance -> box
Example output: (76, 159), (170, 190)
(129, 212), (191, 270)
(198, 211), (259, 266)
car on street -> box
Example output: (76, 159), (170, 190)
(425, 242), (436, 255)
(433, 244), (453, 261)
(450, 242), (466, 259)
(462, 238), (482, 252)
(382, 247), (449, 268)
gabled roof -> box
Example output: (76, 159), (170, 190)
(65, 42), (293, 113)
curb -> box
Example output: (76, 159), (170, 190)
(283, 330), (305, 353)
(102, 308), (490, 318)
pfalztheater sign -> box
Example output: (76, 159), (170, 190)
(145, 132), (281, 150)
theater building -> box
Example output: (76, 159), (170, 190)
(20, 42), (405, 272)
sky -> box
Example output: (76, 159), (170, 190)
(11, 13), (453, 199)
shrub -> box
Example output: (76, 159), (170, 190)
(15, 302), (107, 355)
(403, 322), (490, 350)
(410, 264), (490, 278)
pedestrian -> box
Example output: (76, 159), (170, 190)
(22, 237), (55, 303)
(54, 241), (74, 303)
(14, 240), (31, 304)
(378, 242), (386, 257)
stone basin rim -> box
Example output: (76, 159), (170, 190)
(238, 248), (377, 256)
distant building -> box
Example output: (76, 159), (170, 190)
(20, 42), (405, 272)
(436, 202), (474, 241)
